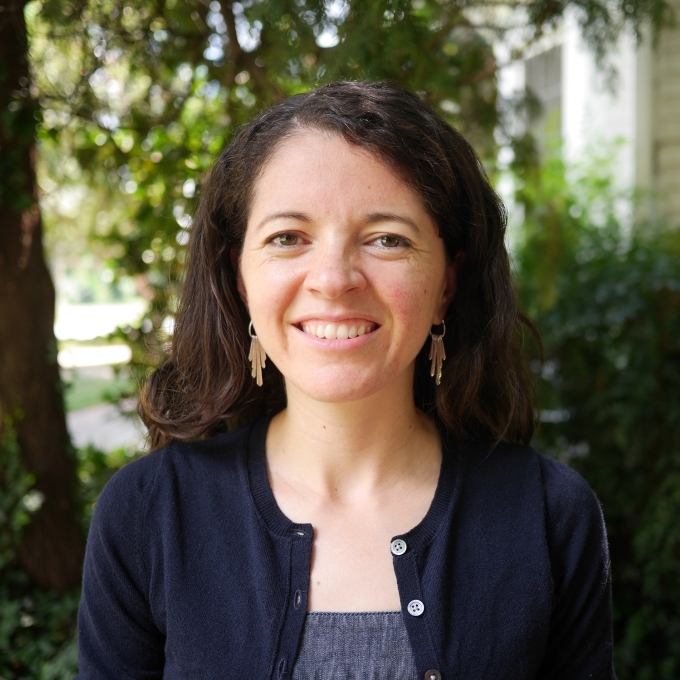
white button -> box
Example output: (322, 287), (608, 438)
(407, 599), (425, 616)
(424, 671), (441, 680)
(390, 539), (407, 556)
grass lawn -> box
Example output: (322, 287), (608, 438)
(63, 373), (137, 412)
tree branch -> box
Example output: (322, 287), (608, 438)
(220, 0), (282, 101)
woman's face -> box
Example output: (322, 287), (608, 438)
(237, 131), (459, 404)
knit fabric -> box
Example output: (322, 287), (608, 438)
(291, 612), (418, 680)
(76, 415), (617, 680)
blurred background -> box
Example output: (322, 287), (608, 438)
(1, 0), (679, 676)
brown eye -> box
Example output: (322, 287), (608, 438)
(378, 235), (404, 248)
(272, 233), (299, 247)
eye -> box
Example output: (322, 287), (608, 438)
(269, 233), (299, 247)
(374, 235), (409, 249)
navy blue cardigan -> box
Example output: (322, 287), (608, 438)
(77, 416), (616, 679)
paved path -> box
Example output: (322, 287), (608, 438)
(67, 403), (146, 452)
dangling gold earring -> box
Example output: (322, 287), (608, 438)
(429, 320), (446, 386)
(248, 321), (266, 387)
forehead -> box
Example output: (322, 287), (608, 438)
(248, 131), (428, 220)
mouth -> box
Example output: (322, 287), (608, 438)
(296, 321), (379, 340)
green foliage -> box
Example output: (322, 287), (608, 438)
(30, 0), (671, 382)
(0, 417), (32, 574)
(516, 154), (680, 680)
(0, 581), (79, 680)
(32, 0), (506, 380)
(0, 415), (77, 679)
(0, 416), (135, 678)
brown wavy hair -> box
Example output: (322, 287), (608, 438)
(140, 80), (538, 450)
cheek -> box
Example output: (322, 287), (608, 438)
(382, 268), (441, 329)
(249, 288), (294, 343)
(241, 261), (300, 315)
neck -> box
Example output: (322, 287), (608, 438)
(266, 373), (441, 501)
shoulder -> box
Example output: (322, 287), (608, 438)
(535, 452), (604, 528)
(487, 442), (609, 585)
(94, 420), (255, 520)
(457, 438), (605, 547)
(464, 438), (600, 509)
(535, 454), (609, 586)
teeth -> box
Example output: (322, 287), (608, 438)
(301, 322), (375, 339)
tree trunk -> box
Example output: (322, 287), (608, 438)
(0, 0), (84, 592)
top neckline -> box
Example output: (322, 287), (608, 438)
(245, 413), (463, 552)
(305, 611), (403, 617)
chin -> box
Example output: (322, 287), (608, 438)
(286, 369), (391, 404)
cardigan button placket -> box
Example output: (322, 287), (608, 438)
(293, 589), (302, 610)
(392, 550), (441, 676)
(272, 529), (312, 679)
(424, 670), (442, 680)
(407, 599), (425, 616)
(390, 538), (407, 555)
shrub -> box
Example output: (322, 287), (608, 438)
(0, 417), (133, 679)
(516, 152), (680, 679)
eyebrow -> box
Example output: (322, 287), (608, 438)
(253, 211), (312, 233)
(364, 212), (421, 234)
(254, 210), (421, 234)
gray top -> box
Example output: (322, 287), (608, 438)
(292, 611), (418, 680)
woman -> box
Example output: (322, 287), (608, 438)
(77, 81), (616, 679)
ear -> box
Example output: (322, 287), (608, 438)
(434, 250), (466, 324)
(230, 245), (248, 307)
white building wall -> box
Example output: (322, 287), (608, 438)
(652, 0), (680, 222)
(498, 2), (680, 226)
(561, 10), (638, 193)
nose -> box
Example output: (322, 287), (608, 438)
(304, 240), (366, 299)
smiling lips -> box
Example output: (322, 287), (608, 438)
(300, 321), (378, 340)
